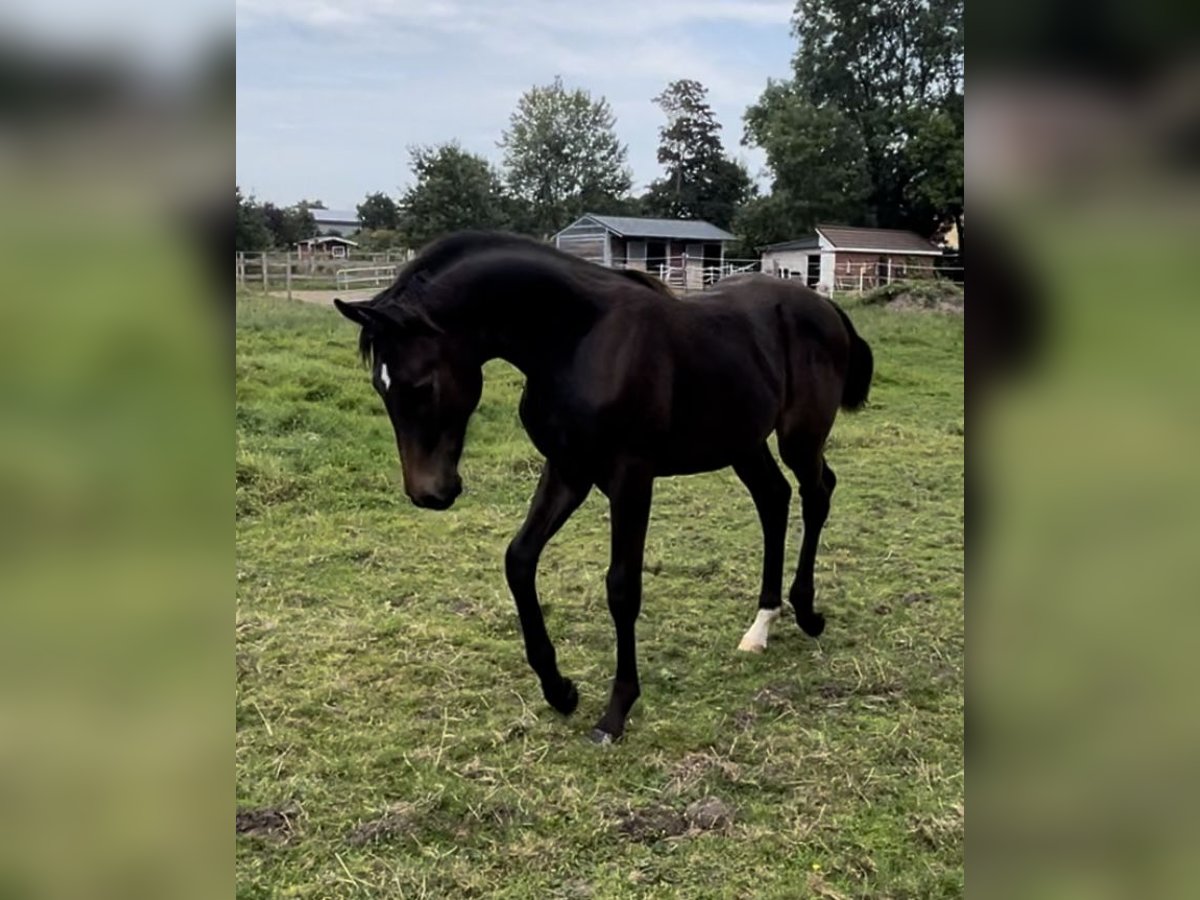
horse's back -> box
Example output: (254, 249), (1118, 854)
(698, 276), (855, 434)
(706, 275), (846, 333)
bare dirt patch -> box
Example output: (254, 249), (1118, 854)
(684, 796), (735, 830)
(616, 804), (689, 842)
(236, 806), (294, 838)
(346, 802), (421, 846)
(615, 795), (735, 842)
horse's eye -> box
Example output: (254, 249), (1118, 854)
(400, 378), (435, 406)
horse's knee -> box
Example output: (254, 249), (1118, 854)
(505, 540), (536, 587)
(604, 564), (633, 607)
(823, 463), (837, 494)
(605, 561), (634, 597)
(605, 563), (642, 619)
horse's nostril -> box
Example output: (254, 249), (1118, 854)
(408, 487), (458, 510)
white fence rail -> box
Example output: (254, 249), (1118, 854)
(770, 258), (963, 297)
(336, 265), (399, 291)
(575, 257), (762, 292)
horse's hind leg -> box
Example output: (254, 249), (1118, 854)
(591, 464), (654, 744)
(732, 445), (792, 652)
(506, 462), (591, 715)
(779, 434), (836, 637)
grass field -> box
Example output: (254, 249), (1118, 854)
(235, 291), (963, 899)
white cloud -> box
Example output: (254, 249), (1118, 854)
(238, 0), (792, 32)
(236, 1), (792, 206)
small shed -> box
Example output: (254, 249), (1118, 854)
(312, 209), (361, 237)
(554, 213), (736, 290)
(762, 225), (942, 293)
(296, 235), (358, 259)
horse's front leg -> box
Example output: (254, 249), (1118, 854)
(591, 467), (654, 744)
(506, 462), (591, 714)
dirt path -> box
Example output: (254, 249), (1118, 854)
(270, 289), (377, 306)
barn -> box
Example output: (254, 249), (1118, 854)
(296, 235), (358, 259)
(311, 209), (361, 237)
(553, 213), (736, 290)
(761, 225), (942, 294)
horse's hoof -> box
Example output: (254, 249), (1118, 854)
(798, 611), (826, 637)
(737, 636), (767, 653)
(546, 678), (579, 716)
(589, 728), (615, 746)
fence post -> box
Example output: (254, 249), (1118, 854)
(237, 252), (245, 287)
(887, 259), (893, 285)
(285, 248), (293, 302)
(858, 265), (865, 293)
(261, 252), (269, 292)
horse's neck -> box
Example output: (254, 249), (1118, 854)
(453, 273), (603, 376)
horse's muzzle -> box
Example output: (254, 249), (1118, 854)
(408, 479), (462, 510)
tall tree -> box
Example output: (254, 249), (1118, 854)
(235, 187), (271, 252)
(399, 143), (509, 249)
(728, 192), (801, 258)
(744, 0), (963, 239)
(261, 201), (317, 247)
(357, 192), (400, 231)
(643, 79), (755, 229)
(743, 81), (871, 230)
(499, 76), (632, 236)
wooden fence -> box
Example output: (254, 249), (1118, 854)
(236, 250), (414, 299)
(236, 249), (960, 301)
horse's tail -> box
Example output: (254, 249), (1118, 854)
(832, 303), (874, 411)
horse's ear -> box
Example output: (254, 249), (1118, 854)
(334, 298), (386, 330)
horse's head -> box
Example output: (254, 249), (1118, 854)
(335, 297), (482, 510)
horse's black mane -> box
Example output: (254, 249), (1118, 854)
(354, 231), (673, 366)
(368, 231), (552, 310)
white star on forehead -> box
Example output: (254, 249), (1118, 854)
(379, 363), (391, 390)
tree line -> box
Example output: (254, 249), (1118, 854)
(237, 1), (962, 258)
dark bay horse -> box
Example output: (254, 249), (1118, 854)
(334, 232), (873, 743)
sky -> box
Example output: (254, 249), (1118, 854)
(236, 0), (798, 210)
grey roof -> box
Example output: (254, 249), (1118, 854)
(815, 225), (940, 253)
(578, 213), (735, 242)
(312, 209), (360, 224)
(300, 235), (358, 245)
(763, 236), (820, 252)
(764, 226), (940, 255)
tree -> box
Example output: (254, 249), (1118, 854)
(235, 187), (271, 252)
(399, 143), (509, 249)
(260, 201), (317, 247)
(728, 192), (798, 257)
(643, 80), (755, 229)
(743, 81), (871, 232)
(499, 76), (633, 236)
(357, 192), (400, 231)
(356, 229), (405, 252)
(744, 0), (963, 238)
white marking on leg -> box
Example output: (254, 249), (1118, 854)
(738, 607), (780, 653)
(379, 363), (391, 390)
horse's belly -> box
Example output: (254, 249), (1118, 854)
(650, 402), (776, 475)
